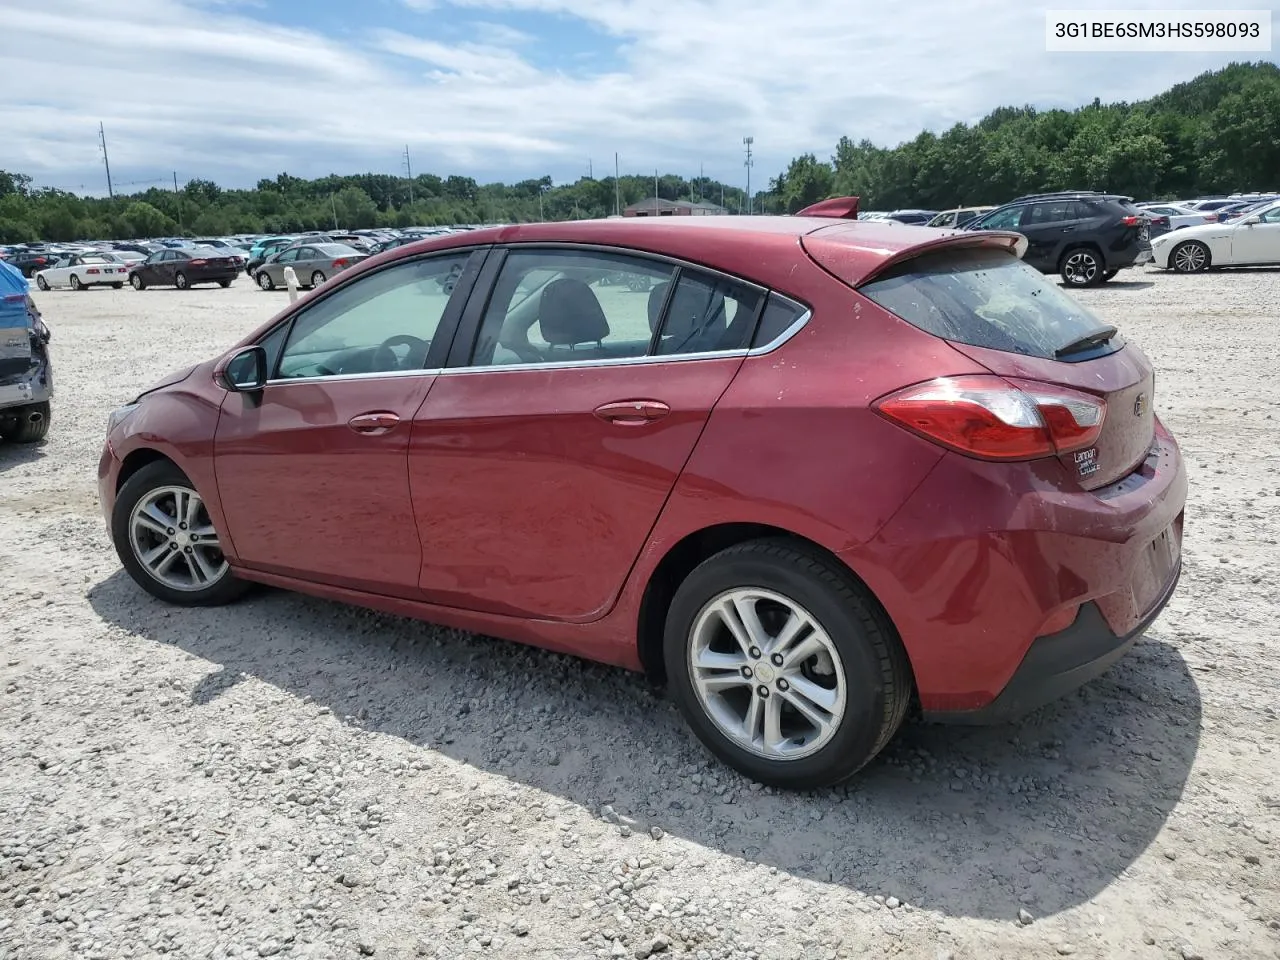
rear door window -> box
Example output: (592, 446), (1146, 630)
(859, 247), (1121, 361)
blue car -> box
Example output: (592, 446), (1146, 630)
(0, 258), (53, 443)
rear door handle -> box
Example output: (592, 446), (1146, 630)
(348, 411), (401, 435)
(594, 399), (671, 425)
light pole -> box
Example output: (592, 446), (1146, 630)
(743, 136), (754, 215)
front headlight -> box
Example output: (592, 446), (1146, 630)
(107, 403), (139, 434)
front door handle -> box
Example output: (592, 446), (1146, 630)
(348, 411), (401, 435)
(594, 399), (671, 425)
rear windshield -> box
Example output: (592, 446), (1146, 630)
(859, 247), (1121, 361)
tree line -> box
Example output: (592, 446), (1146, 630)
(1, 61), (1277, 243)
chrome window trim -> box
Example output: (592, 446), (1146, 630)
(437, 349), (751, 376)
(747, 299), (812, 357)
(265, 367), (445, 387)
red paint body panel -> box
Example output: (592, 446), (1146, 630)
(408, 357), (743, 620)
(98, 216), (1188, 720)
(213, 376), (437, 596)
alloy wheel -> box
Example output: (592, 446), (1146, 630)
(1173, 242), (1207, 273)
(127, 485), (229, 592)
(687, 587), (847, 761)
(1062, 251), (1099, 285)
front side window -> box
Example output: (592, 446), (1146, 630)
(1257, 205), (1280, 224)
(470, 250), (676, 366)
(275, 254), (469, 380)
(974, 206), (1023, 230)
(860, 247), (1121, 361)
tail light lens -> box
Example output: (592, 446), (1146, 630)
(873, 375), (1106, 461)
(1120, 215), (1141, 227)
(1203, 214), (1218, 221)
(86, 268), (100, 274)
(189, 259), (208, 266)
(332, 258), (349, 268)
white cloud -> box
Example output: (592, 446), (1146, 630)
(0, 0), (1273, 193)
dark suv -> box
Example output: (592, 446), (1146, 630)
(964, 191), (1153, 287)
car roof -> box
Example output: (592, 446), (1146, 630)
(376, 215), (1024, 289)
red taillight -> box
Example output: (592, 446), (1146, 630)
(189, 258), (208, 266)
(86, 268), (100, 274)
(33, 257), (46, 265)
(873, 375), (1107, 462)
(331, 258), (349, 268)
(1203, 214), (1218, 221)
(1120, 215), (1141, 227)
(1151, 216), (1169, 226)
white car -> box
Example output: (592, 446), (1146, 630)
(1137, 203), (1218, 232)
(34, 253), (132, 291)
(1151, 199), (1280, 272)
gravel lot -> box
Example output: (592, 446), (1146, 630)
(2, 267), (1278, 960)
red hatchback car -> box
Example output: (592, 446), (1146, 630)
(99, 203), (1186, 789)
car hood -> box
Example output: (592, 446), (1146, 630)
(1152, 222), (1235, 245)
(134, 362), (199, 401)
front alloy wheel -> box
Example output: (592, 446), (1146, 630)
(1171, 240), (1209, 273)
(112, 461), (249, 606)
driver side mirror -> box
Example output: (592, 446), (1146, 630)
(221, 345), (268, 392)
(1243, 215), (1262, 225)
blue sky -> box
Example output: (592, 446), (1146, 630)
(1, 0), (1276, 196)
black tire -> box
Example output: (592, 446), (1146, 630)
(112, 282), (124, 289)
(131, 274), (146, 290)
(1170, 240), (1210, 273)
(1059, 247), (1103, 287)
(111, 460), (250, 607)
(174, 271), (189, 290)
(70, 274), (84, 291)
(218, 279), (232, 288)
(310, 270), (326, 287)
(1101, 269), (1119, 282)
(0, 401), (51, 444)
(663, 538), (912, 790)
(35, 275), (49, 291)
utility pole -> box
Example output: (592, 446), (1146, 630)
(614, 153), (620, 216)
(403, 145), (414, 205)
(173, 171), (182, 232)
(331, 193), (339, 229)
(743, 136), (754, 215)
(99, 122), (114, 199)
(698, 162), (703, 203)
(588, 158), (593, 179)
(654, 168), (659, 201)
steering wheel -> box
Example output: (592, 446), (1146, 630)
(373, 334), (430, 371)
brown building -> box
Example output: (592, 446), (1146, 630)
(622, 198), (727, 217)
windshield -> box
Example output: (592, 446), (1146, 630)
(859, 248), (1122, 361)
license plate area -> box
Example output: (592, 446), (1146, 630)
(1132, 521), (1181, 616)
(0, 381), (34, 405)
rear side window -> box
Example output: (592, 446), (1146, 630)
(751, 294), (807, 348)
(859, 248), (1120, 361)
(652, 271), (763, 355)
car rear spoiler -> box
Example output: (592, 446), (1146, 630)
(794, 196), (860, 219)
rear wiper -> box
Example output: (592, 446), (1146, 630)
(1055, 324), (1118, 359)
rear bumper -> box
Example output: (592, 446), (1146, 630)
(842, 421), (1187, 715)
(922, 560), (1180, 724)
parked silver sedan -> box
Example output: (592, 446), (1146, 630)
(252, 243), (367, 291)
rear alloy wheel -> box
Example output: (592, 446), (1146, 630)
(111, 460), (249, 606)
(0, 401), (50, 444)
(1060, 248), (1102, 287)
(310, 270), (326, 287)
(1171, 240), (1210, 273)
(35, 275), (50, 291)
(174, 271), (189, 290)
(664, 539), (912, 789)
(257, 272), (274, 291)
(131, 274), (146, 290)
(70, 274), (84, 291)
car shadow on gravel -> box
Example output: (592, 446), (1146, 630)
(87, 572), (1201, 922)
(0, 440), (47, 472)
